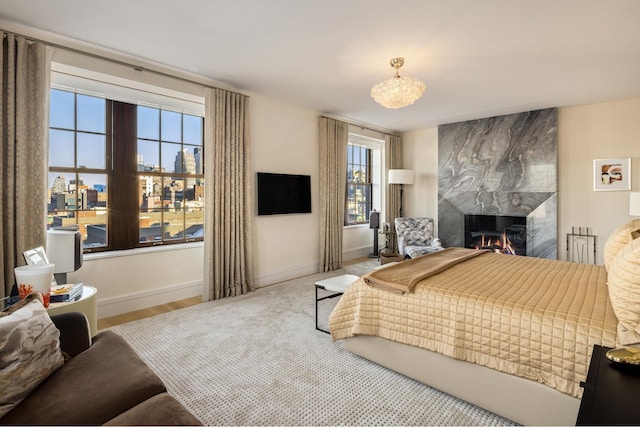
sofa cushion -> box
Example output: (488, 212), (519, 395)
(104, 392), (202, 426)
(0, 297), (64, 418)
(0, 330), (166, 425)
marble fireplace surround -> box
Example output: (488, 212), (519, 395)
(438, 108), (558, 259)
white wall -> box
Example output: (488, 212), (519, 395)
(250, 95), (321, 286)
(402, 98), (640, 265)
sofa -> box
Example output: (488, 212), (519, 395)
(0, 298), (201, 425)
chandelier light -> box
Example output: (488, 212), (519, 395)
(371, 57), (425, 109)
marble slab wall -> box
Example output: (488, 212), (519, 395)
(438, 108), (558, 259)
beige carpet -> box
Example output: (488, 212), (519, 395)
(110, 259), (514, 426)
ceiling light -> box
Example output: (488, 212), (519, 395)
(370, 58), (425, 109)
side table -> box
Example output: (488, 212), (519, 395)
(314, 274), (359, 334)
(576, 344), (640, 425)
(48, 285), (98, 337)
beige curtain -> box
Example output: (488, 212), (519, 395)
(203, 88), (254, 300)
(385, 134), (402, 254)
(0, 33), (50, 298)
(319, 117), (348, 272)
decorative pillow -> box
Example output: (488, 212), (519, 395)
(603, 219), (640, 271)
(607, 236), (640, 346)
(0, 298), (64, 418)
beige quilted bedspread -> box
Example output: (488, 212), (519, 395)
(329, 252), (618, 398)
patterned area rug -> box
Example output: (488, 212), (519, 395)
(110, 259), (514, 426)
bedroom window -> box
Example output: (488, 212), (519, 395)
(48, 88), (205, 252)
(345, 143), (373, 225)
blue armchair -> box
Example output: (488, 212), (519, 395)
(394, 217), (443, 258)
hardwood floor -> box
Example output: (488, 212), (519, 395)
(97, 296), (201, 330)
(98, 257), (370, 330)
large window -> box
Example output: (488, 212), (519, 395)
(48, 89), (204, 252)
(345, 143), (372, 225)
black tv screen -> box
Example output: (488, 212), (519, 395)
(257, 172), (311, 215)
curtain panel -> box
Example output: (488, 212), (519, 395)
(319, 117), (348, 272)
(0, 33), (50, 298)
(384, 134), (402, 254)
(203, 88), (254, 301)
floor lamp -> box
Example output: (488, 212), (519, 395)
(388, 169), (414, 218)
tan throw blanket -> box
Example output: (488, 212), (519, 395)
(364, 247), (489, 294)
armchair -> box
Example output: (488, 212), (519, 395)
(394, 217), (443, 259)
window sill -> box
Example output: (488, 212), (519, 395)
(344, 224), (370, 230)
(84, 241), (204, 261)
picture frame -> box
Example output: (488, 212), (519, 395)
(23, 246), (50, 266)
(593, 158), (631, 191)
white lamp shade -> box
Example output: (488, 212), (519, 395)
(388, 169), (414, 185)
(630, 192), (640, 216)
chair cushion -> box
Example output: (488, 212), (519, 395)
(405, 245), (445, 259)
(0, 330), (166, 425)
(0, 297), (64, 418)
(394, 217), (435, 256)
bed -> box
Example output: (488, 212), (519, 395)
(328, 231), (640, 426)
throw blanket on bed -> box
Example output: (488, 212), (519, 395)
(330, 252), (618, 398)
(364, 247), (488, 294)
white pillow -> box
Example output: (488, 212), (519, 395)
(603, 219), (640, 271)
(0, 299), (64, 417)
(607, 236), (640, 346)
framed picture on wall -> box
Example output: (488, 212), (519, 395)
(594, 158), (631, 191)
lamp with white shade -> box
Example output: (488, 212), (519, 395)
(630, 192), (640, 216)
(388, 169), (414, 218)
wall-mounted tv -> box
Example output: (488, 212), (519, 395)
(257, 172), (311, 215)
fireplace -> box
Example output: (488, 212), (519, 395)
(464, 214), (526, 255)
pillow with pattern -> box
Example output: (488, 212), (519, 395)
(0, 297), (64, 418)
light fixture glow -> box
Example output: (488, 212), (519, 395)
(371, 58), (425, 109)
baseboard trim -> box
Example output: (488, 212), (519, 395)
(254, 263), (319, 288)
(98, 280), (202, 319)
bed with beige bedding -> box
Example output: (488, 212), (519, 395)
(329, 247), (621, 425)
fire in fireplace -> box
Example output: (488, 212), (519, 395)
(464, 214), (526, 255)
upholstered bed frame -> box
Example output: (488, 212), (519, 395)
(344, 335), (580, 426)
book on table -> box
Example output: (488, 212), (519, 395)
(50, 283), (83, 303)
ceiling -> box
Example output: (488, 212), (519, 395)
(1, 0), (640, 133)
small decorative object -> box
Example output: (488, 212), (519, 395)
(605, 347), (640, 365)
(14, 264), (55, 308)
(594, 158), (631, 191)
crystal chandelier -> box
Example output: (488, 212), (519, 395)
(370, 58), (425, 109)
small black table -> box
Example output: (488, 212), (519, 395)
(577, 344), (640, 425)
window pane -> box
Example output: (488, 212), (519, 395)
(182, 146), (198, 175)
(163, 208), (184, 241)
(183, 114), (202, 145)
(139, 208), (163, 242)
(49, 129), (75, 167)
(137, 139), (160, 171)
(353, 146), (360, 164)
(138, 106), (159, 140)
(78, 173), (108, 209)
(79, 211), (108, 248)
(77, 133), (106, 169)
(161, 110), (181, 142)
(50, 89), (74, 129)
(76, 94), (105, 133)
(185, 208), (204, 238)
(162, 142), (183, 173)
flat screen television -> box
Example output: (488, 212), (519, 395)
(257, 172), (311, 215)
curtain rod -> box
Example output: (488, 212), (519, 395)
(321, 115), (399, 137)
(2, 27), (224, 92)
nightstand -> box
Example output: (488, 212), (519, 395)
(48, 286), (98, 337)
(576, 344), (640, 425)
